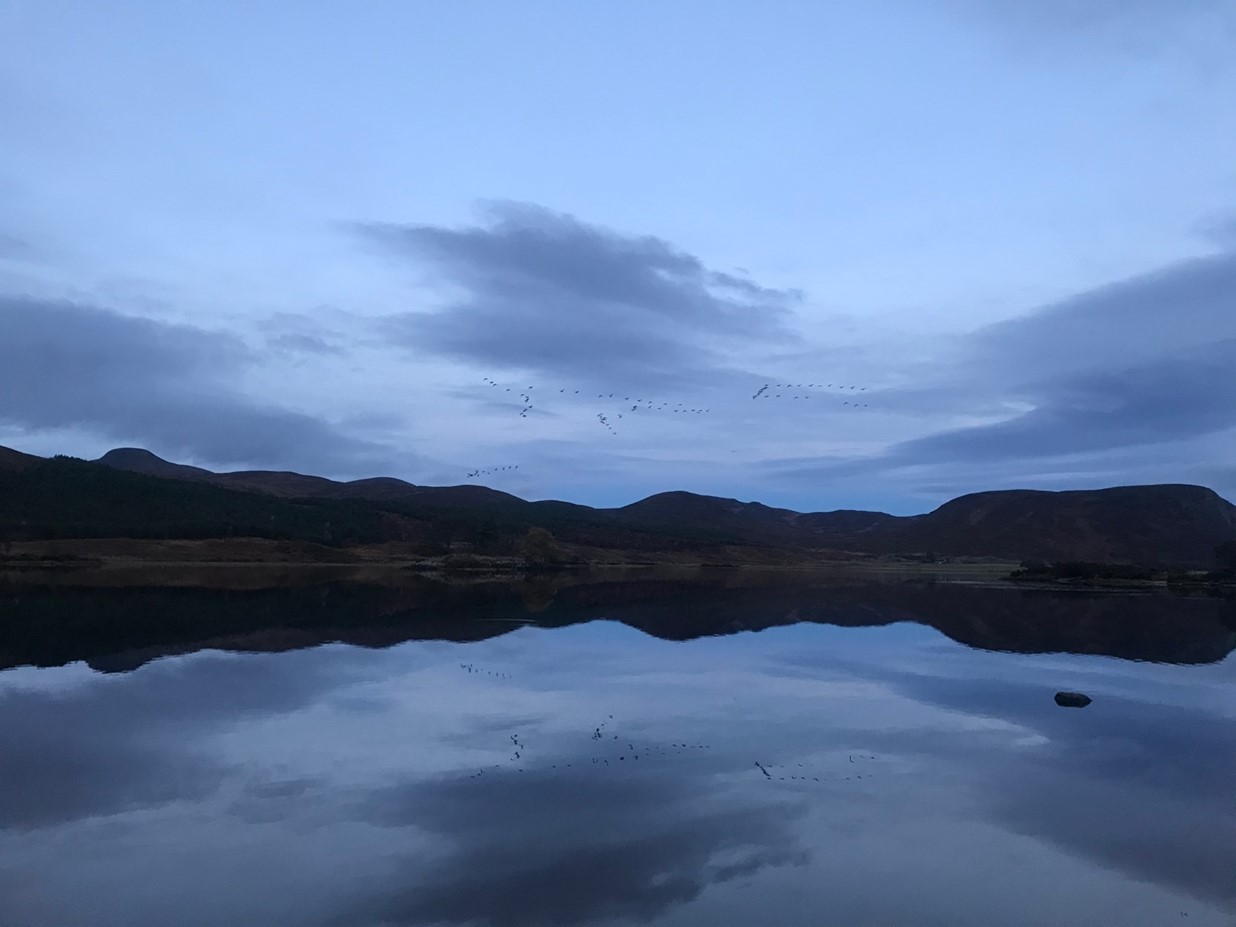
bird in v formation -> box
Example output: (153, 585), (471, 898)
(468, 375), (874, 476)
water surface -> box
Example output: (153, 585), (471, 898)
(1, 577), (1233, 926)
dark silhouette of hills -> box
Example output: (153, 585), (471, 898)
(2, 454), (408, 544)
(866, 485), (1236, 567)
(0, 444), (42, 472)
(1, 573), (1232, 672)
(1, 443), (1233, 567)
(97, 447), (214, 481)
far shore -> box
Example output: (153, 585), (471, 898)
(0, 537), (1019, 569)
(6, 538), (1231, 594)
(0, 537), (1022, 588)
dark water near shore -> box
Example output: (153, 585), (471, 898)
(1, 576), (1234, 926)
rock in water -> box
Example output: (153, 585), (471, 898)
(1054, 691), (1092, 708)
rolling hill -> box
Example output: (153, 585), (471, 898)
(869, 485), (1236, 567)
(0, 444), (1232, 567)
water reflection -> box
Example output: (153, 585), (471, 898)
(885, 668), (1236, 911)
(346, 771), (807, 927)
(2, 571), (1234, 670)
(0, 647), (370, 829)
(0, 585), (1233, 926)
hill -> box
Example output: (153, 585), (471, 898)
(0, 454), (414, 545)
(0, 443), (1233, 567)
(97, 447), (214, 481)
(0, 445), (42, 472)
(870, 485), (1236, 567)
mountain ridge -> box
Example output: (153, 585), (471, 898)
(2, 443), (1232, 567)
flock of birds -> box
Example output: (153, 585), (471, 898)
(465, 465), (520, 479)
(480, 377), (715, 420)
(459, 662), (511, 680)
(753, 753), (879, 783)
(457, 664), (881, 789)
(482, 378), (538, 419)
(752, 382), (870, 408)
(465, 374), (875, 479)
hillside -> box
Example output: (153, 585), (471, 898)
(97, 447), (214, 481)
(1, 444), (1234, 567)
(0, 455), (413, 545)
(0, 445), (42, 472)
(871, 485), (1236, 567)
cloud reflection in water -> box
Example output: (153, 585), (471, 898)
(0, 605), (1232, 927)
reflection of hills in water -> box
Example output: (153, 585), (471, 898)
(1, 572), (1233, 672)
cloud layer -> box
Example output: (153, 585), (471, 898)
(0, 295), (393, 472)
(777, 249), (1236, 498)
(358, 203), (801, 386)
(1, 200), (1232, 507)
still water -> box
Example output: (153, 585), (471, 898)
(1, 577), (1233, 926)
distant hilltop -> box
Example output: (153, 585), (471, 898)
(1, 443), (1234, 569)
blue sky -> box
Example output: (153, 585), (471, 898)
(2, 1), (1234, 513)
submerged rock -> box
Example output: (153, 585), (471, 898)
(1054, 691), (1092, 708)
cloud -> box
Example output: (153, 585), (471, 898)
(877, 669), (1236, 910)
(951, 0), (1236, 52)
(0, 649), (362, 829)
(341, 767), (806, 927)
(1196, 211), (1236, 249)
(970, 252), (1236, 382)
(257, 310), (351, 357)
(879, 341), (1236, 465)
(778, 252), (1236, 490)
(266, 332), (347, 356)
(0, 232), (35, 262)
(355, 202), (800, 386)
(0, 295), (392, 471)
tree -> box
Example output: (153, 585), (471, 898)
(515, 527), (562, 566)
(425, 521), (454, 556)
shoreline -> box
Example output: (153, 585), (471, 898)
(0, 552), (1021, 590)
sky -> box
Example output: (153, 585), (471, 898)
(2, 0), (1235, 514)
